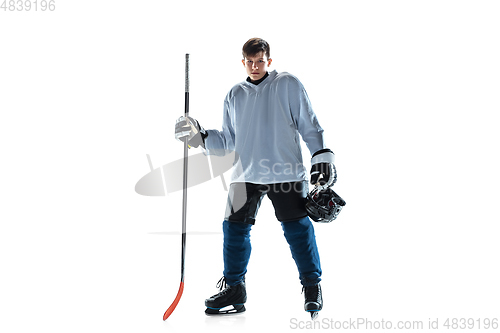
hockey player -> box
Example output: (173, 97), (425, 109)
(175, 38), (336, 319)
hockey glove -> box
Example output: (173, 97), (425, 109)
(310, 148), (336, 188)
(174, 116), (207, 148)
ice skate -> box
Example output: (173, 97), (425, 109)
(303, 283), (322, 320)
(205, 277), (246, 315)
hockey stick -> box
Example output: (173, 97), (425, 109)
(163, 53), (190, 321)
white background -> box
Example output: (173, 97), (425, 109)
(1, 1), (499, 332)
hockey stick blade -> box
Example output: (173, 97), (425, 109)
(163, 281), (184, 320)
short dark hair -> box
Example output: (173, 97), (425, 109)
(242, 38), (271, 59)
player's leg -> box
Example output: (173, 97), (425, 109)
(267, 181), (323, 319)
(205, 183), (265, 315)
(222, 220), (252, 286)
(281, 216), (323, 319)
(281, 216), (322, 286)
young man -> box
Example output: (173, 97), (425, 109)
(175, 38), (336, 319)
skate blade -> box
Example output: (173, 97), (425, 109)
(205, 304), (245, 315)
(308, 310), (319, 320)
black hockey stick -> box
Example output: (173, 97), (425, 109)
(163, 54), (190, 321)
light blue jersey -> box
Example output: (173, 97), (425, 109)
(204, 70), (326, 185)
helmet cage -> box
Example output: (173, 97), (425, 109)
(305, 187), (346, 223)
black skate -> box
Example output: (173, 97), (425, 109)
(205, 277), (246, 315)
(303, 283), (322, 320)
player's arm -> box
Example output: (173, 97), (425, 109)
(203, 98), (236, 156)
(287, 77), (336, 188)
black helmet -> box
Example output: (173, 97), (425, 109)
(305, 187), (346, 223)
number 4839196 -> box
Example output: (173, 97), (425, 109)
(1, 0), (56, 11)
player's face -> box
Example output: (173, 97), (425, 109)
(242, 52), (272, 81)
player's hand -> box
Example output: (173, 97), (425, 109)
(310, 149), (336, 188)
(174, 116), (206, 148)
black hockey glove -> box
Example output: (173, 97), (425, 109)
(310, 148), (336, 188)
(174, 116), (207, 148)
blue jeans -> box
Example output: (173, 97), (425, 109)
(223, 216), (322, 287)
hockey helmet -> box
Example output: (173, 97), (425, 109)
(305, 187), (346, 223)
